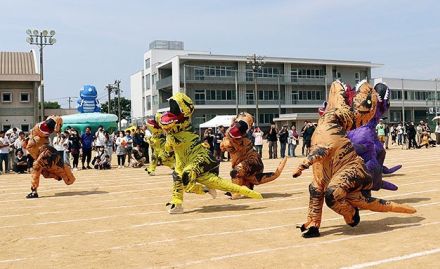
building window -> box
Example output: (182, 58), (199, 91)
(145, 74), (151, 90)
(354, 72), (360, 84)
(195, 67), (205, 80)
(2, 125), (11, 132)
(152, 74), (157, 86)
(21, 124), (30, 132)
(292, 89), (323, 101)
(205, 90), (236, 101)
(145, 58), (151, 69)
(145, 96), (152, 111)
(195, 90), (206, 105)
(258, 90), (279, 101)
(291, 67), (325, 80)
(258, 113), (279, 124)
(247, 66), (282, 80)
(336, 72), (342, 80)
(1, 92), (12, 103)
(20, 92), (30, 103)
(152, 95), (158, 106)
(246, 90), (254, 104)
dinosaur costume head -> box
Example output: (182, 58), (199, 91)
(146, 113), (163, 136)
(39, 115), (63, 136)
(353, 80), (378, 128)
(228, 112), (254, 139)
(160, 92), (195, 133)
(374, 82), (391, 120)
(318, 80), (355, 116)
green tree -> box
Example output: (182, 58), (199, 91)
(101, 97), (131, 119)
(39, 101), (61, 109)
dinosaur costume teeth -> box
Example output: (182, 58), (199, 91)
(221, 112), (287, 199)
(292, 81), (415, 238)
(161, 93), (262, 213)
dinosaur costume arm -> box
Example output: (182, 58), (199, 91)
(292, 145), (331, 178)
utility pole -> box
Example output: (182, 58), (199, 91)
(67, 96), (74, 109)
(115, 80), (122, 130)
(246, 54), (265, 126)
(106, 84), (113, 113)
(401, 78), (405, 124)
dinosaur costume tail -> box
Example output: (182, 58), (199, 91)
(383, 165), (402, 174)
(348, 191), (416, 214)
(256, 157), (287, 184)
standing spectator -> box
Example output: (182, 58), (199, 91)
(407, 122), (417, 149)
(384, 122), (390, 149)
(435, 121), (440, 145)
(376, 119), (386, 146)
(69, 130), (81, 171)
(214, 125), (225, 161)
(300, 121), (309, 156)
(142, 126), (151, 164)
(13, 150), (28, 174)
(94, 126), (106, 150)
(125, 130), (134, 165)
(253, 127), (264, 158)
(203, 128), (215, 154)
(53, 132), (66, 161)
(278, 125), (288, 158)
(288, 125), (299, 157)
(63, 131), (71, 165)
(396, 123), (403, 145)
(14, 132), (27, 156)
(0, 131), (10, 174)
(81, 127), (94, 169)
(104, 132), (114, 163)
(116, 131), (127, 168)
(416, 123), (423, 145)
(390, 124), (397, 145)
(7, 128), (18, 171)
(134, 127), (149, 164)
(303, 122), (315, 155)
(267, 122), (278, 159)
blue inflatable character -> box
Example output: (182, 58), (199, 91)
(77, 85), (101, 113)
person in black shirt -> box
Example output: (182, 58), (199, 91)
(302, 122), (315, 155)
(214, 125), (225, 161)
(300, 120), (309, 156)
(267, 122), (278, 159)
(278, 125), (288, 158)
(407, 122), (417, 149)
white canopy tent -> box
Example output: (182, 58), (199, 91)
(199, 115), (235, 129)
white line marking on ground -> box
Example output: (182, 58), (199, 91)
(166, 221), (440, 268)
(340, 247), (440, 269)
(0, 258), (27, 263)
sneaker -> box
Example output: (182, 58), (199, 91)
(166, 203), (184, 214)
(26, 191), (39, 199)
(73, 168), (78, 171)
(87, 166), (92, 169)
(117, 165), (121, 169)
(82, 166), (86, 170)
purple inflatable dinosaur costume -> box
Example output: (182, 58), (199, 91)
(347, 82), (401, 191)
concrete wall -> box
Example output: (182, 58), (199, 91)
(130, 71), (143, 119)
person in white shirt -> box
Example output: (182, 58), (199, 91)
(53, 132), (66, 161)
(252, 127), (264, 158)
(94, 126), (106, 148)
(0, 131), (11, 174)
(396, 123), (403, 145)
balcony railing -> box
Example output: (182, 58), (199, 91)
(156, 76), (172, 89)
(191, 99), (325, 106)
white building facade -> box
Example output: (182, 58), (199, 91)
(131, 40), (380, 129)
(374, 77), (439, 125)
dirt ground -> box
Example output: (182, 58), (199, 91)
(1, 145), (440, 269)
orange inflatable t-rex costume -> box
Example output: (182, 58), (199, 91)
(292, 81), (416, 238)
(24, 116), (76, 198)
(220, 112), (287, 199)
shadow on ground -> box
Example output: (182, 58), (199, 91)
(319, 216), (425, 237)
(186, 204), (266, 214)
(262, 192), (300, 198)
(391, 197), (431, 204)
(383, 173), (404, 177)
(52, 190), (109, 197)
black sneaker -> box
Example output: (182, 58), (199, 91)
(26, 191), (39, 199)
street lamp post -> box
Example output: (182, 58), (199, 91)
(435, 78), (439, 116)
(246, 54), (264, 126)
(26, 29), (56, 121)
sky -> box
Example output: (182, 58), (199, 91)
(1, 0), (439, 108)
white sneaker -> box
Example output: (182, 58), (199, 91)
(73, 168), (78, 171)
(167, 204), (184, 214)
(118, 165), (121, 169)
(208, 189), (217, 199)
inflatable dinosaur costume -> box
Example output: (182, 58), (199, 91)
(220, 112), (287, 199)
(160, 92), (262, 214)
(24, 116), (76, 198)
(145, 113), (175, 175)
(347, 82), (401, 191)
(292, 81), (415, 238)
